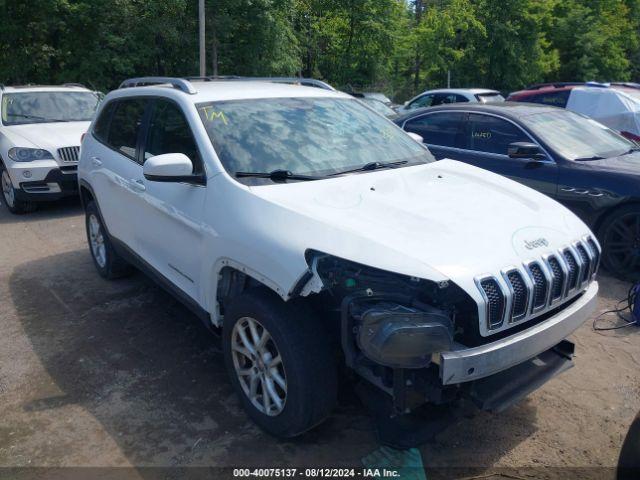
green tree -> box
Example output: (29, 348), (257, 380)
(551, 0), (639, 81)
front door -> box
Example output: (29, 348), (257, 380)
(136, 99), (207, 302)
(459, 113), (559, 198)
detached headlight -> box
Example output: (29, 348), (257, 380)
(8, 147), (54, 162)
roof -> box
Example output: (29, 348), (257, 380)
(114, 79), (349, 103)
(421, 88), (500, 95)
(0, 84), (92, 93)
(394, 101), (560, 123)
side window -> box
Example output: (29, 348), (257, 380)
(144, 100), (202, 174)
(404, 112), (466, 148)
(93, 101), (116, 143)
(434, 93), (467, 105)
(527, 91), (570, 108)
(409, 94), (435, 109)
(106, 99), (147, 161)
(468, 114), (529, 155)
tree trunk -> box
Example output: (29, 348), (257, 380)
(413, 0), (424, 93)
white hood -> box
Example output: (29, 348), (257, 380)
(249, 160), (593, 298)
(3, 121), (90, 160)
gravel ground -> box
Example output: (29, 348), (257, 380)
(0, 198), (638, 479)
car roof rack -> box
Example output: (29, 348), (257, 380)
(119, 77), (197, 95)
(62, 82), (88, 88)
(186, 75), (335, 91)
(611, 82), (640, 90)
(524, 81), (614, 90)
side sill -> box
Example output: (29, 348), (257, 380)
(109, 236), (213, 330)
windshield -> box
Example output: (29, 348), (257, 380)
(522, 110), (634, 160)
(197, 97), (434, 184)
(361, 98), (397, 117)
(1, 91), (100, 125)
(365, 93), (392, 104)
(477, 92), (505, 103)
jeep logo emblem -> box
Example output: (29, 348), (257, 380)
(524, 238), (549, 250)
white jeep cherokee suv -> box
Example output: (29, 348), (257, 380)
(78, 77), (600, 438)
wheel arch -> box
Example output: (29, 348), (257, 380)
(593, 200), (640, 238)
(212, 260), (298, 328)
(78, 179), (96, 210)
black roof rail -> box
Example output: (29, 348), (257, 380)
(119, 77), (197, 95)
(62, 82), (87, 89)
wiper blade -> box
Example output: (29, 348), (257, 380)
(622, 147), (640, 155)
(328, 160), (408, 177)
(235, 169), (321, 182)
(574, 155), (605, 161)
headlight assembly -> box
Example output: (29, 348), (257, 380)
(8, 147), (54, 162)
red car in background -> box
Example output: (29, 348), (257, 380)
(508, 82), (640, 143)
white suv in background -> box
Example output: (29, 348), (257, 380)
(398, 88), (505, 113)
(0, 84), (100, 213)
(78, 77), (599, 438)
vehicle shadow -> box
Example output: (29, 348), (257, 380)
(0, 197), (82, 225)
(9, 249), (536, 472)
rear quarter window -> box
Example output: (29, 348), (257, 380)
(93, 101), (117, 143)
(526, 91), (570, 108)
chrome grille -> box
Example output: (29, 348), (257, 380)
(506, 270), (528, 320)
(547, 255), (565, 301)
(478, 278), (505, 329)
(57, 146), (80, 163)
(587, 237), (601, 275)
(563, 249), (579, 291)
(575, 244), (591, 283)
(476, 236), (599, 335)
(529, 262), (548, 310)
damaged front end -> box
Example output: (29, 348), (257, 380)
(303, 250), (477, 414)
(301, 250), (586, 416)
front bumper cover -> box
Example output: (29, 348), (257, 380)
(438, 281), (598, 385)
(16, 168), (78, 202)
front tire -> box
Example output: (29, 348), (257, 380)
(85, 200), (133, 279)
(600, 205), (640, 281)
(223, 288), (337, 438)
(1, 164), (37, 214)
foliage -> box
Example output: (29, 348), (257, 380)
(0, 0), (638, 99)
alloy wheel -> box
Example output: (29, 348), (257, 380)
(231, 317), (287, 416)
(604, 213), (640, 274)
(1, 170), (15, 208)
(88, 214), (107, 268)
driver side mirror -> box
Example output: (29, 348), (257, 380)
(143, 153), (206, 185)
(508, 142), (547, 161)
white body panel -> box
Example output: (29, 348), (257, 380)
(79, 81), (596, 333)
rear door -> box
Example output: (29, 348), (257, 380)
(86, 97), (150, 248)
(460, 113), (559, 196)
(402, 111), (467, 160)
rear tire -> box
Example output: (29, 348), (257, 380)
(1, 164), (37, 214)
(223, 288), (337, 438)
(85, 200), (134, 279)
(600, 204), (640, 281)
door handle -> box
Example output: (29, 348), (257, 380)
(91, 157), (102, 167)
(129, 178), (146, 192)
